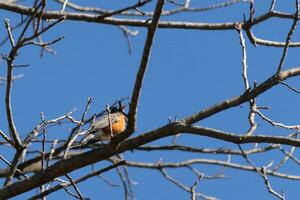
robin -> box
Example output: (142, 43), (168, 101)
(81, 103), (127, 144)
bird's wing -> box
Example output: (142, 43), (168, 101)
(90, 113), (121, 131)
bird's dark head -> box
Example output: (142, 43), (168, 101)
(118, 101), (126, 112)
(110, 101), (126, 114)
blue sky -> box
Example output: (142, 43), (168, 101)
(0, 0), (300, 199)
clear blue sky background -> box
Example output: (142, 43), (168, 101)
(0, 0), (300, 199)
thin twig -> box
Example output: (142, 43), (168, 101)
(4, 18), (15, 47)
(279, 81), (300, 94)
(190, 175), (203, 200)
(276, 0), (299, 73)
(0, 130), (14, 147)
(91, 164), (119, 187)
(40, 112), (47, 171)
(278, 147), (300, 166)
(119, 25), (138, 54)
(64, 97), (92, 158)
(0, 16), (29, 46)
(48, 139), (58, 167)
(3, 149), (25, 186)
(237, 24), (257, 135)
(261, 167), (285, 200)
(28, 161), (126, 200)
(273, 147), (296, 171)
(40, 112), (47, 197)
(160, 169), (216, 200)
(4, 22), (22, 149)
(61, 0), (68, 12)
(106, 104), (113, 140)
(255, 110), (300, 130)
(96, 0), (151, 20)
(236, 24), (250, 90)
(238, 144), (285, 200)
(23, 36), (65, 47)
(0, 155), (27, 179)
(24, 109), (79, 144)
(65, 174), (85, 200)
(270, 0), (276, 11)
(116, 166), (130, 200)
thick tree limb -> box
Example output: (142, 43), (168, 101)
(2, 118), (300, 199)
(183, 67), (300, 124)
(28, 161), (126, 200)
(1, 65), (300, 198)
(0, 2), (300, 35)
(120, 0), (164, 137)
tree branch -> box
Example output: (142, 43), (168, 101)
(28, 161), (126, 200)
(119, 0), (165, 137)
(1, 1), (300, 37)
(183, 67), (300, 124)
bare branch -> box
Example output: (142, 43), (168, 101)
(119, 0), (165, 138)
(4, 18), (15, 47)
(115, 166), (130, 200)
(60, 0), (68, 12)
(261, 167), (285, 200)
(4, 25), (22, 149)
(119, 25), (138, 54)
(236, 24), (257, 135)
(276, 0), (299, 73)
(3, 149), (26, 186)
(255, 110), (300, 130)
(24, 108), (79, 144)
(273, 147), (296, 171)
(270, 0), (276, 11)
(278, 147), (300, 166)
(0, 1), (299, 46)
(159, 169), (217, 200)
(246, 29), (300, 47)
(28, 161), (126, 200)
(180, 125), (300, 147)
(190, 175), (203, 200)
(96, 0), (151, 20)
(53, 0), (248, 16)
(238, 144), (285, 200)
(124, 159), (300, 180)
(236, 24), (250, 91)
(279, 81), (300, 94)
(183, 67), (300, 125)
(65, 174), (85, 200)
(0, 130), (14, 147)
(0, 155), (27, 179)
(64, 97), (92, 158)
(137, 144), (280, 155)
(23, 36), (65, 47)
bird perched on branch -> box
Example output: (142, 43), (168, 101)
(81, 103), (127, 145)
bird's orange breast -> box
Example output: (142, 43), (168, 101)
(103, 114), (126, 135)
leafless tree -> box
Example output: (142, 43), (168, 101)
(0, 0), (300, 199)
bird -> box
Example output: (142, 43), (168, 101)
(81, 103), (127, 145)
